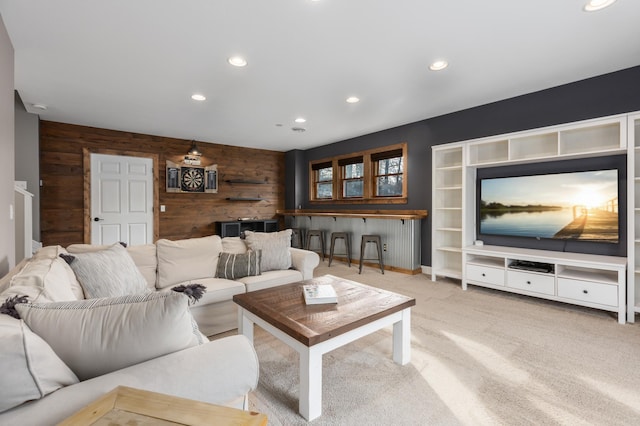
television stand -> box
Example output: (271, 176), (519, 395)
(462, 245), (627, 324)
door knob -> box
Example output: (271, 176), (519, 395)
(93, 217), (104, 222)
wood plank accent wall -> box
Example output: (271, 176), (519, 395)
(40, 121), (285, 247)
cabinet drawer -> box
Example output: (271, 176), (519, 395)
(506, 270), (555, 295)
(466, 264), (504, 286)
(557, 278), (618, 307)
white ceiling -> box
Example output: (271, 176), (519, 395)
(1, 0), (639, 152)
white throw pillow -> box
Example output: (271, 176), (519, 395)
(244, 229), (292, 272)
(64, 243), (148, 299)
(6, 248), (80, 303)
(156, 235), (223, 289)
(15, 291), (204, 381)
(0, 315), (78, 413)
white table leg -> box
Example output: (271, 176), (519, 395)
(237, 308), (254, 342)
(392, 308), (411, 365)
(299, 346), (322, 421)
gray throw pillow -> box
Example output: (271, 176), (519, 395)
(15, 292), (204, 381)
(216, 250), (261, 280)
(63, 243), (148, 299)
(244, 229), (292, 272)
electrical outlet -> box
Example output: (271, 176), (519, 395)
(383, 243), (387, 251)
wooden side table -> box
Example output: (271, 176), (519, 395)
(58, 386), (267, 426)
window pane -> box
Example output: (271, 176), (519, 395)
(377, 157), (403, 174)
(318, 167), (333, 182)
(344, 163), (364, 179)
(343, 180), (363, 197)
(317, 182), (332, 198)
(376, 175), (403, 196)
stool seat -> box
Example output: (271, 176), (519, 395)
(305, 229), (326, 261)
(359, 234), (384, 274)
(328, 232), (351, 267)
(290, 228), (304, 249)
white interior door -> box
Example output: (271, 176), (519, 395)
(91, 153), (154, 246)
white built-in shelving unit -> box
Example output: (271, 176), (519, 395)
(431, 146), (465, 280)
(431, 113), (638, 323)
(628, 113), (640, 322)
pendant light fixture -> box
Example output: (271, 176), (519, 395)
(187, 140), (202, 156)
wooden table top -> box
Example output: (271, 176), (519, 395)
(233, 275), (416, 347)
(276, 209), (428, 220)
(58, 386), (267, 426)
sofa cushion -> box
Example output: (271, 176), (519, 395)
(0, 315), (79, 413)
(156, 235), (223, 289)
(221, 237), (248, 254)
(216, 250), (261, 280)
(160, 277), (246, 306)
(67, 243), (158, 290)
(15, 292), (204, 381)
(4, 248), (80, 303)
(238, 269), (303, 292)
(63, 244), (148, 299)
(244, 229), (292, 272)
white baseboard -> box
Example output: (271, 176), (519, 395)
(421, 265), (431, 275)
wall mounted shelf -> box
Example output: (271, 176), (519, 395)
(224, 179), (267, 184)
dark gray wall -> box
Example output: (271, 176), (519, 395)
(285, 65), (640, 266)
(14, 92), (40, 241)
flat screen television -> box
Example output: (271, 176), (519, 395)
(476, 155), (626, 257)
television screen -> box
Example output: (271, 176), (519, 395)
(476, 155), (626, 257)
(479, 169), (619, 243)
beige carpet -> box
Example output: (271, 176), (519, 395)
(229, 262), (640, 425)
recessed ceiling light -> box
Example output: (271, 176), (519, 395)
(191, 94), (206, 101)
(228, 56), (248, 67)
(346, 96), (360, 104)
(584, 0), (617, 11)
(429, 60), (448, 71)
(32, 103), (47, 110)
(295, 117), (307, 123)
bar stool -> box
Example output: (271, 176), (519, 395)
(290, 228), (304, 249)
(359, 234), (384, 274)
(305, 229), (326, 261)
(328, 232), (351, 267)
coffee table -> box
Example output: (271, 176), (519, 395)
(59, 386), (267, 426)
(233, 274), (416, 421)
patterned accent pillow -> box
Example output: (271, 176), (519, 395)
(0, 315), (78, 413)
(244, 229), (292, 272)
(15, 292), (204, 381)
(63, 243), (148, 299)
(216, 250), (261, 280)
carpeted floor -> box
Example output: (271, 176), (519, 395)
(223, 261), (640, 425)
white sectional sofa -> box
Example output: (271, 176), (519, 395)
(0, 230), (320, 425)
(66, 232), (320, 336)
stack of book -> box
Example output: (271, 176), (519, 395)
(302, 284), (338, 305)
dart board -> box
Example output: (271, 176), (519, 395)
(180, 167), (205, 192)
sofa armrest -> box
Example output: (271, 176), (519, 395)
(0, 335), (258, 426)
(289, 247), (320, 280)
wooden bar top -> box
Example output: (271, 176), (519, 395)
(276, 209), (428, 220)
(233, 275), (416, 347)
